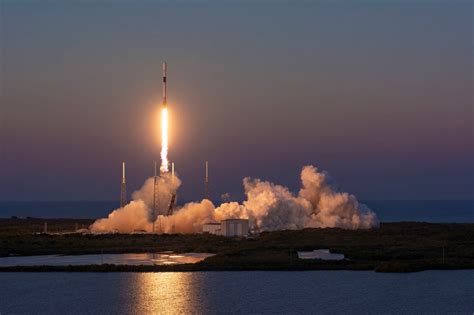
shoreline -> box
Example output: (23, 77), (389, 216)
(1, 260), (473, 273)
(1, 221), (473, 273)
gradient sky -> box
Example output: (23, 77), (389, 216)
(0, 0), (472, 202)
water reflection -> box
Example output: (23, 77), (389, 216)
(132, 273), (202, 314)
(1, 271), (473, 314)
(0, 252), (214, 267)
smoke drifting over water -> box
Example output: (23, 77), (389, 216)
(90, 166), (378, 233)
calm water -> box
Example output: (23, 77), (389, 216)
(0, 271), (472, 314)
(0, 253), (214, 267)
(0, 200), (473, 222)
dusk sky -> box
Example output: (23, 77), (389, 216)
(0, 1), (472, 202)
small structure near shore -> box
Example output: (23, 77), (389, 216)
(297, 249), (345, 261)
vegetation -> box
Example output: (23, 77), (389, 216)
(0, 219), (473, 272)
(0, 217), (93, 235)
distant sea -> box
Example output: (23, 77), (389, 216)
(0, 200), (472, 222)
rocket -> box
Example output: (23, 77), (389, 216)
(162, 62), (167, 107)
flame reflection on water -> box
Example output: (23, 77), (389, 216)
(131, 273), (202, 314)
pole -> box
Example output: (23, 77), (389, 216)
(205, 160), (209, 200)
(153, 161), (157, 233)
(120, 161), (127, 208)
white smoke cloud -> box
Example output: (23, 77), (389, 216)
(91, 173), (182, 233)
(90, 165), (378, 233)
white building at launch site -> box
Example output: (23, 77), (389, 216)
(202, 219), (249, 237)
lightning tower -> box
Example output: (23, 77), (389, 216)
(120, 162), (127, 207)
(205, 160), (210, 200)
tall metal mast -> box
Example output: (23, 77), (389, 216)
(120, 162), (127, 208)
(205, 160), (209, 200)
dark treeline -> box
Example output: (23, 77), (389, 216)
(0, 218), (94, 235)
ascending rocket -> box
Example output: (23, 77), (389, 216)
(162, 62), (167, 107)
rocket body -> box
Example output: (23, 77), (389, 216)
(162, 62), (167, 107)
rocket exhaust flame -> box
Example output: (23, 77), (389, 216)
(160, 107), (169, 173)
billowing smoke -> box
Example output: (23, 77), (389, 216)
(90, 165), (378, 233)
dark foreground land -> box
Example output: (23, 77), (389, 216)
(0, 218), (473, 272)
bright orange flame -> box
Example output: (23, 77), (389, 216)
(160, 107), (169, 173)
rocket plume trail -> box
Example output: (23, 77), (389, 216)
(160, 107), (169, 173)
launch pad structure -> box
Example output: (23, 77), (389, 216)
(168, 162), (176, 216)
(151, 163), (177, 233)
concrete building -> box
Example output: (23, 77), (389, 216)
(221, 219), (249, 237)
(202, 222), (221, 235)
(202, 219), (249, 237)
